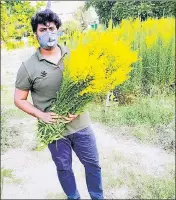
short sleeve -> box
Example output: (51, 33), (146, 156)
(15, 62), (32, 90)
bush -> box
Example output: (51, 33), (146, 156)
(27, 37), (39, 48)
(4, 40), (25, 50)
(88, 95), (174, 127)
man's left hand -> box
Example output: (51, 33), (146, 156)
(62, 113), (78, 122)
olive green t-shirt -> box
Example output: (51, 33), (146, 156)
(15, 44), (91, 136)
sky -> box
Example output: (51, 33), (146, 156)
(31, 1), (85, 22)
(51, 1), (85, 22)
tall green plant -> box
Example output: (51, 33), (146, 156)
(117, 17), (175, 96)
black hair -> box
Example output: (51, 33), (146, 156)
(31, 9), (62, 33)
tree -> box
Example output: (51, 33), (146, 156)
(73, 4), (93, 32)
(137, 2), (153, 20)
(85, 1), (176, 26)
(85, 1), (116, 26)
(1, 1), (45, 43)
(151, 1), (176, 18)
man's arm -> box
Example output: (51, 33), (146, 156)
(14, 88), (59, 124)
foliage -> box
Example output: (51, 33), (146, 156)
(62, 20), (81, 36)
(116, 17), (175, 95)
(3, 40), (25, 50)
(73, 5), (93, 31)
(62, 17), (174, 97)
(88, 95), (174, 127)
(27, 36), (39, 48)
(85, 1), (176, 26)
(1, 1), (45, 49)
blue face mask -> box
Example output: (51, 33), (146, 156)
(37, 31), (58, 50)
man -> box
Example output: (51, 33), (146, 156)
(14, 9), (104, 200)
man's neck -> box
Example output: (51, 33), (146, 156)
(40, 45), (60, 57)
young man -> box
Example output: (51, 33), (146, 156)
(14, 9), (104, 200)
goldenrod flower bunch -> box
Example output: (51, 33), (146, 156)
(142, 17), (175, 48)
(36, 30), (139, 150)
(108, 17), (174, 49)
(108, 17), (174, 92)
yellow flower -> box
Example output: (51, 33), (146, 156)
(145, 34), (157, 48)
(64, 29), (139, 96)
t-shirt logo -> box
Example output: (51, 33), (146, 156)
(41, 71), (47, 77)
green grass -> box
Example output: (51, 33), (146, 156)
(121, 167), (175, 199)
(105, 175), (124, 189)
(134, 174), (175, 199)
(1, 168), (23, 195)
(88, 95), (174, 127)
(103, 151), (175, 199)
(132, 125), (152, 140)
(131, 123), (175, 152)
(87, 94), (175, 151)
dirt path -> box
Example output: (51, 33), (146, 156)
(1, 120), (174, 199)
(1, 48), (175, 199)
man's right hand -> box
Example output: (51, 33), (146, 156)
(39, 112), (75, 124)
(39, 112), (79, 124)
(39, 112), (70, 124)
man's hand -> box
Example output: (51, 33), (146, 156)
(14, 89), (78, 124)
(39, 112), (78, 124)
(39, 112), (65, 124)
(62, 113), (78, 122)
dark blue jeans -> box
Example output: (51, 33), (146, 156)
(48, 126), (104, 200)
